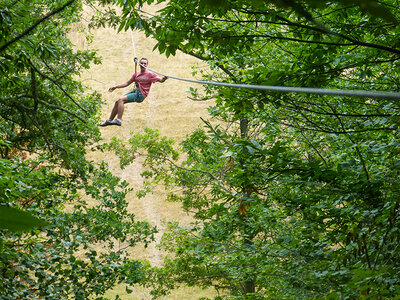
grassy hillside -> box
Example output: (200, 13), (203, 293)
(70, 5), (218, 299)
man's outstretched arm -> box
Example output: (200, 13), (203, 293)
(158, 76), (168, 83)
(109, 78), (135, 92)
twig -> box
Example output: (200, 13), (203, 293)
(0, 0), (76, 52)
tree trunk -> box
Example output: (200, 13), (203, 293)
(240, 117), (249, 138)
(240, 117), (256, 295)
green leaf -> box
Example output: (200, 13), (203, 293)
(0, 206), (47, 232)
(246, 145), (255, 155)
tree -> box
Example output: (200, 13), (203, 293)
(0, 0), (155, 297)
(106, 0), (400, 298)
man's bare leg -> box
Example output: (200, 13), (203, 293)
(100, 96), (128, 127)
(109, 96), (128, 120)
(117, 97), (126, 120)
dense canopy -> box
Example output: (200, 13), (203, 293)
(110, 0), (400, 298)
(1, 0), (400, 298)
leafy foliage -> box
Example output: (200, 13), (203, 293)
(0, 205), (47, 232)
(106, 0), (400, 298)
(0, 0), (155, 297)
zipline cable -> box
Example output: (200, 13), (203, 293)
(129, 28), (137, 61)
(129, 29), (400, 100)
(142, 64), (400, 100)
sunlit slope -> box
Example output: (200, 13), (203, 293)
(70, 4), (218, 299)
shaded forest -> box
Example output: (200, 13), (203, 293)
(1, 0), (400, 298)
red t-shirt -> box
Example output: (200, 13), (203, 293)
(130, 70), (160, 98)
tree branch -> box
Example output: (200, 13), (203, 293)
(37, 99), (86, 123)
(28, 61), (88, 114)
(285, 101), (395, 118)
(178, 47), (238, 80)
(0, 0), (76, 52)
(280, 120), (395, 134)
(324, 100), (370, 181)
(239, 8), (400, 55)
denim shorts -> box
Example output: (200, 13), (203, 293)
(125, 89), (145, 103)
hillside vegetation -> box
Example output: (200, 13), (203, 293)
(1, 0), (400, 299)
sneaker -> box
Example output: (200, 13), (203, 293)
(99, 119), (113, 127)
(110, 119), (121, 126)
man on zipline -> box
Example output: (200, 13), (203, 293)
(100, 57), (168, 126)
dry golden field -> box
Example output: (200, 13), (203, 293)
(69, 4), (220, 300)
